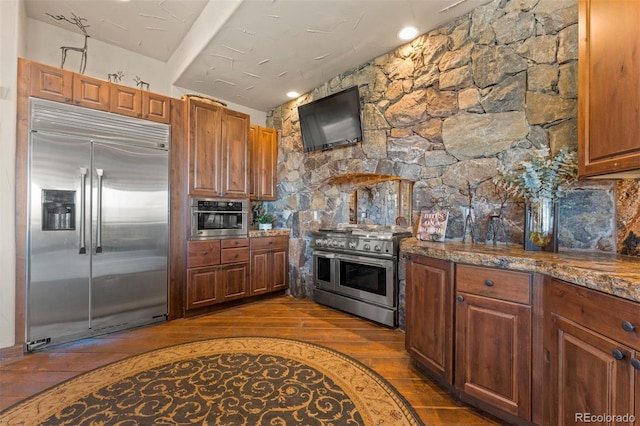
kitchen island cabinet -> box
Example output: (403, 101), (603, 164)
(543, 276), (639, 425)
(401, 239), (640, 426)
(455, 265), (532, 421)
(186, 97), (249, 198)
(578, 0), (640, 177)
(405, 255), (454, 384)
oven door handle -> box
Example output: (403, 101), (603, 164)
(334, 252), (394, 265)
(192, 210), (247, 214)
(314, 251), (336, 259)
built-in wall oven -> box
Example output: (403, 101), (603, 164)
(311, 227), (410, 327)
(190, 198), (248, 239)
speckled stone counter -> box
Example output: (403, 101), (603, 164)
(249, 229), (291, 238)
(401, 238), (640, 303)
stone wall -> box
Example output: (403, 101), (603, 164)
(262, 0), (639, 299)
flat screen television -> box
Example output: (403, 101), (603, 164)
(298, 86), (363, 152)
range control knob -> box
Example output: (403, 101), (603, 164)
(348, 241), (357, 249)
(363, 243), (371, 251)
(374, 245), (381, 252)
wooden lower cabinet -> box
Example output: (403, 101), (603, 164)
(185, 238), (249, 312)
(186, 266), (222, 310)
(543, 277), (639, 426)
(405, 256), (454, 384)
(250, 236), (288, 295)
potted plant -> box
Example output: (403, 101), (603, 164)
(494, 146), (578, 250)
(256, 213), (275, 231)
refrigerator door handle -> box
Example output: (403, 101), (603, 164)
(79, 167), (87, 254)
(96, 168), (104, 254)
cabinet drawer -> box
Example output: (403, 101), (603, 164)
(221, 238), (249, 248)
(250, 236), (288, 251)
(187, 240), (221, 268)
(456, 264), (531, 305)
(545, 277), (640, 351)
(221, 247), (249, 264)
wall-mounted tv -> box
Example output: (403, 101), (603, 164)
(298, 86), (363, 153)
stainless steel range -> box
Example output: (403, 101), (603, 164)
(310, 226), (412, 327)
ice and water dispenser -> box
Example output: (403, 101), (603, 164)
(42, 190), (75, 231)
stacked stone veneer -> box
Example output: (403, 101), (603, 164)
(261, 0), (640, 299)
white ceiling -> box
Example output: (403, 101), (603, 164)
(25, 0), (489, 112)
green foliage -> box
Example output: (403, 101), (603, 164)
(494, 146), (578, 202)
(256, 213), (275, 224)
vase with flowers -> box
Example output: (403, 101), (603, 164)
(494, 146), (578, 251)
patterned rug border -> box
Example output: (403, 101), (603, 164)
(0, 336), (423, 425)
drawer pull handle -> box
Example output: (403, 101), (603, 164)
(456, 295), (464, 302)
(621, 321), (636, 332)
(612, 349), (625, 361)
(632, 359), (640, 371)
(485, 280), (494, 287)
(202, 251), (208, 256)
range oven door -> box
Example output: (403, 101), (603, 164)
(334, 253), (395, 308)
(313, 251), (336, 292)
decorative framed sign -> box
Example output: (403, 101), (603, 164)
(416, 210), (449, 242)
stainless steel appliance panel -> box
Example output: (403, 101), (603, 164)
(28, 132), (91, 342)
(90, 141), (168, 332)
(336, 253), (395, 308)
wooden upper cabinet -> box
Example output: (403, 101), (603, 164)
(110, 83), (142, 118)
(249, 125), (278, 201)
(579, 0), (640, 177)
(221, 109), (249, 198)
(187, 98), (249, 198)
(143, 92), (171, 124)
(110, 84), (170, 124)
(23, 59), (170, 122)
(188, 99), (223, 195)
(28, 61), (108, 110)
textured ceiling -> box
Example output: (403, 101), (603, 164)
(25, 0), (489, 112)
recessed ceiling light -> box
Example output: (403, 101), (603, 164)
(398, 26), (418, 41)
(286, 91), (300, 98)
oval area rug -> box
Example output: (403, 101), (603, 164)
(0, 337), (423, 425)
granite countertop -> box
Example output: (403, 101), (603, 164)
(249, 228), (291, 238)
(401, 238), (640, 303)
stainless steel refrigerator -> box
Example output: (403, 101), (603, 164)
(26, 98), (170, 351)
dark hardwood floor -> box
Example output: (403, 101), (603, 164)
(0, 295), (502, 424)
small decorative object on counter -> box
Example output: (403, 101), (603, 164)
(416, 209), (449, 242)
(494, 146), (577, 252)
(257, 213), (275, 231)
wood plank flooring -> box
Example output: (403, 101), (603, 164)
(0, 296), (503, 425)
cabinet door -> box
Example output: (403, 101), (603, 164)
(72, 74), (110, 111)
(249, 125), (259, 199)
(221, 262), (249, 300)
(271, 248), (288, 291)
(28, 61), (73, 103)
(455, 292), (531, 420)
(250, 249), (270, 295)
(110, 83), (141, 118)
(143, 92), (171, 124)
(188, 100), (222, 196)
(405, 256), (454, 383)
(259, 127), (278, 200)
(186, 266), (221, 310)
(579, 0), (640, 176)
(545, 314), (635, 425)
(221, 109), (249, 198)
